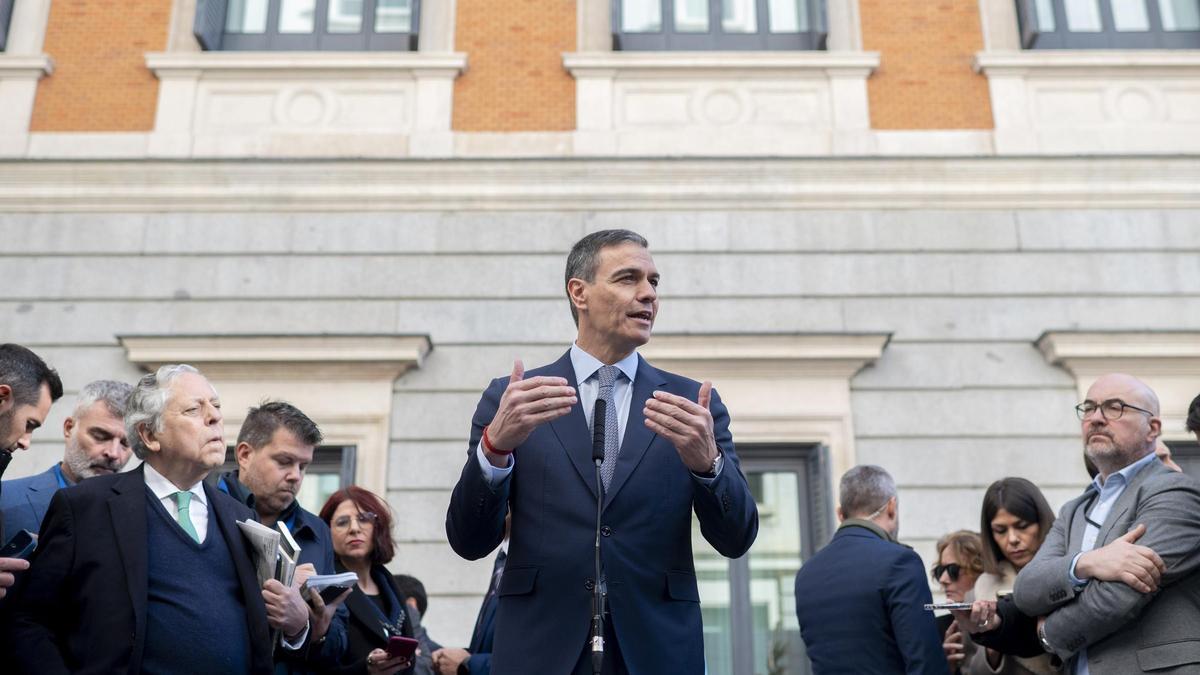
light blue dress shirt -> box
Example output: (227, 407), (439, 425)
(1067, 451), (1158, 675)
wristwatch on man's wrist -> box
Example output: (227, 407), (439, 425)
(1037, 622), (1053, 654)
(698, 451), (723, 478)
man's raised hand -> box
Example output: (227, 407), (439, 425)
(643, 380), (719, 474)
(484, 360), (577, 462)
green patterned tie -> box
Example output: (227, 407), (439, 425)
(173, 491), (201, 543)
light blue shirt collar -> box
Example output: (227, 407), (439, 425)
(1091, 450), (1157, 493)
(570, 343), (639, 386)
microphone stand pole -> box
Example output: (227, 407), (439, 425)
(590, 398), (607, 675)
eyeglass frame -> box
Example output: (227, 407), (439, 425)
(931, 562), (962, 582)
(1075, 398), (1156, 422)
(331, 511), (379, 530)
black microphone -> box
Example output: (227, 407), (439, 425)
(590, 398), (607, 674)
(592, 399), (607, 463)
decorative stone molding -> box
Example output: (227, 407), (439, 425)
(119, 334), (433, 497)
(145, 51), (467, 158)
(640, 333), (890, 488)
(564, 51), (879, 156)
(1037, 331), (1200, 439)
(3, 156), (1198, 211)
(0, 55), (53, 157)
(974, 51), (1200, 155)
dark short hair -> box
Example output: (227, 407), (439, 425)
(564, 229), (649, 326)
(0, 343), (64, 406)
(319, 486), (396, 566)
(393, 574), (428, 617)
(980, 477), (1056, 574)
(1187, 393), (1200, 435)
(237, 400), (323, 449)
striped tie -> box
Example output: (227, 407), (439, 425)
(597, 365), (621, 491)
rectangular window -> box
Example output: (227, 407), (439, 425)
(693, 444), (832, 675)
(1018, 0), (1200, 47)
(1166, 440), (1200, 478)
(199, 0), (419, 50)
(614, 0), (827, 50)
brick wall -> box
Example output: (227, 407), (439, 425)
(861, 0), (994, 130)
(31, 0), (172, 132)
(452, 0), (576, 131)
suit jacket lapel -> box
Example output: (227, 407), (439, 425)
(25, 467), (57, 524)
(545, 351), (600, 501)
(1097, 460), (1162, 545)
(207, 482), (273, 669)
(344, 585), (390, 643)
(1067, 486), (1095, 553)
(108, 466), (149, 657)
(603, 355), (666, 511)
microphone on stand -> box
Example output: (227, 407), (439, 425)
(590, 398), (607, 675)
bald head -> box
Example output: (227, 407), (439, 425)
(1081, 373), (1162, 479)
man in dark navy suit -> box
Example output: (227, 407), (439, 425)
(446, 230), (759, 675)
(794, 465), (946, 675)
(432, 542), (504, 675)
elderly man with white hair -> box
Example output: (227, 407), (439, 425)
(8, 364), (310, 675)
(1, 379), (134, 537)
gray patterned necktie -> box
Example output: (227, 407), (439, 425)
(596, 365), (621, 491)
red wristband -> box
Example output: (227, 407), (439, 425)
(482, 425), (514, 456)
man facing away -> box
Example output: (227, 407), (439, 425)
(0, 343), (63, 600)
(793, 465), (946, 675)
(217, 400), (349, 673)
(7, 365), (308, 674)
(1013, 373), (1200, 674)
(2, 379), (133, 537)
(446, 229), (759, 675)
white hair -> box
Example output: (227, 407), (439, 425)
(73, 379), (133, 420)
(125, 364), (202, 460)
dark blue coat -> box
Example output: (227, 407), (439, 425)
(463, 551), (504, 675)
(1, 465), (59, 538)
(794, 522), (947, 675)
(446, 351), (759, 675)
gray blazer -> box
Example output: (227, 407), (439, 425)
(0, 465), (59, 538)
(1013, 458), (1200, 674)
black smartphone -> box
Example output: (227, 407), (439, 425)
(0, 529), (36, 560)
(385, 636), (419, 660)
(316, 583), (353, 605)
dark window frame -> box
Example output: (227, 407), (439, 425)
(195, 0), (419, 51)
(0, 0), (15, 52)
(1165, 439), (1200, 478)
(1017, 0), (1200, 48)
(613, 0), (827, 51)
(701, 443), (831, 675)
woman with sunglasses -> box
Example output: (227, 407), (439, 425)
(968, 477), (1059, 675)
(933, 530), (985, 673)
(319, 486), (418, 675)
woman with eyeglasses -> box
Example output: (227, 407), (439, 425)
(319, 486), (418, 675)
(967, 477), (1059, 675)
(933, 530), (985, 673)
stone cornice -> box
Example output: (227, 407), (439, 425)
(2, 156), (1198, 211)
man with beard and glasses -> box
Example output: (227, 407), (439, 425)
(0, 343), (63, 601)
(2, 380), (133, 537)
(217, 400), (349, 674)
(1010, 374), (1200, 675)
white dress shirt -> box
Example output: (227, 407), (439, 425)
(143, 461), (209, 543)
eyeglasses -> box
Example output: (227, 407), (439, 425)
(931, 563), (962, 582)
(332, 511), (378, 530)
(1075, 399), (1155, 422)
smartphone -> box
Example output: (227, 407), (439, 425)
(305, 583), (354, 605)
(386, 636), (419, 660)
(924, 602), (973, 611)
(0, 529), (36, 560)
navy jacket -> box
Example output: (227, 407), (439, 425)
(463, 551), (504, 675)
(794, 521), (947, 675)
(1, 465), (59, 538)
(446, 351), (759, 675)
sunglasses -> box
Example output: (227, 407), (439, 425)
(931, 563), (962, 582)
